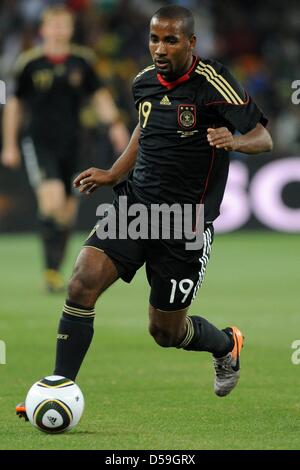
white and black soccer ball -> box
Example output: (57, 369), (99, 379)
(25, 375), (84, 433)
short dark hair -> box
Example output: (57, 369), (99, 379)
(41, 5), (74, 25)
(151, 5), (195, 37)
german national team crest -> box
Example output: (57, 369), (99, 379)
(178, 104), (196, 129)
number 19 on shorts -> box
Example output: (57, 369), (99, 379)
(170, 279), (194, 304)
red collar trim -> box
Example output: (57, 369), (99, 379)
(46, 54), (69, 64)
(157, 56), (198, 90)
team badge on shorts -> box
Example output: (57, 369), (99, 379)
(178, 104), (196, 129)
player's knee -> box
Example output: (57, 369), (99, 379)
(38, 193), (66, 221)
(40, 204), (64, 222)
(68, 276), (86, 303)
(67, 270), (97, 304)
(149, 324), (179, 348)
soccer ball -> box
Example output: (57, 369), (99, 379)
(25, 375), (84, 433)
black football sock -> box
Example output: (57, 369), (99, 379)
(39, 216), (70, 271)
(55, 225), (70, 268)
(177, 316), (234, 357)
(54, 301), (95, 381)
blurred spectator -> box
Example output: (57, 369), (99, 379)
(0, 0), (298, 236)
(1, 0), (298, 150)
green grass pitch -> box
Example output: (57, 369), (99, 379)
(0, 232), (299, 450)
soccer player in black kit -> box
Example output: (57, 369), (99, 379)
(2, 6), (129, 292)
(16, 5), (273, 419)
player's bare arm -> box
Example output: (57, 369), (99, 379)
(92, 88), (130, 153)
(74, 123), (141, 194)
(1, 96), (23, 168)
(207, 123), (273, 154)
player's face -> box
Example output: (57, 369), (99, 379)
(149, 17), (196, 79)
(41, 13), (74, 44)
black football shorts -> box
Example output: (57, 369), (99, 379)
(84, 182), (214, 311)
(21, 136), (79, 195)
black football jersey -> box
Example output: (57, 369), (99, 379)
(131, 56), (267, 222)
(13, 45), (104, 148)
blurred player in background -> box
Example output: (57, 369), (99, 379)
(1, 5), (129, 292)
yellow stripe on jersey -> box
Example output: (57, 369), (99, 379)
(134, 65), (155, 81)
(14, 47), (44, 75)
(195, 68), (234, 104)
(197, 61), (245, 105)
(14, 44), (96, 75)
(199, 61), (244, 104)
(70, 44), (97, 64)
(197, 66), (238, 104)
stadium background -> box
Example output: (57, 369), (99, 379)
(0, 0), (299, 451)
(0, 0), (299, 233)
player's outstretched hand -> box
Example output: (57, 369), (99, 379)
(207, 127), (236, 151)
(73, 167), (115, 194)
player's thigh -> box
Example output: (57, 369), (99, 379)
(69, 246), (119, 303)
(37, 179), (66, 215)
(84, 214), (146, 285)
(147, 225), (214, 312)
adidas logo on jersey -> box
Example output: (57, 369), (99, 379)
(160, 95), (171, 105)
